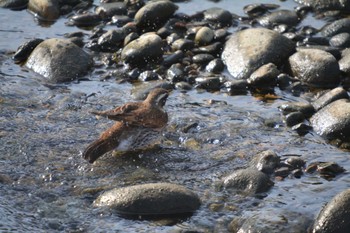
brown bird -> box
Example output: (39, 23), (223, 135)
(83, 88), (169, 163)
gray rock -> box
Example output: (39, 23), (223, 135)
(222, 167), (274, 194)
(97, 29), (126, 52)
(203, 7), (233, 27)
(313, 87), (349, 111)
(257, 9), (300, 27)
(250, 150), (280, 174)
(28, 0), (60, 21)
(278, 101), (315, 118)
(0, 0), (28, 9)
(93, 183), (201, 216)
(121, 33), (163, 67)
(310, 99), (350, 139)
(338, 48), (350, 75)
(296, 0), (350, 11)
(95, 2), (127, 20)
(321, 18), (350, 37)
(288, 49), (340, 87)
(284, 111), (305, 127)
(25, 38), (93, 83)
(134, 0), (178, 30)
(247, 63), (280, 87)
(312, 189), (350, 233)
(222, 28), (295, 79)
(329, 33), (350, 48)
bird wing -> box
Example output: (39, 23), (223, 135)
(91, 103), (140, 121)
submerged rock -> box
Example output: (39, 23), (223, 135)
(312, 189), (350, 233)
(93, 183), (201, 216)
(250, 150), (280, 174)
(222, 168), (274, 194)
(25, 38), (93, 83)
(310, 99), (350, 139)
(222, 28), (295, 79)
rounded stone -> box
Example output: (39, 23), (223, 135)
(310, 99), (350, 139)
(338, 48), (350, 75)
(203, 7), (233, 27)
(222, 168), (274, 194)
(250, 150), (280, 174)
(296, 0), (350, 11)
(93, 183), (201, 216)
(321, 18), (350, 37)
(247, 63), (280, 87)
(25, 38), (93, 83)
(28, 0), (60, 21)
(222, 28), (295, 79)
(312, 87), (349, 111)
(195, 26), (214, 46)
(312, 189), (350, 233)
(288, 49), (340, 88)
(257, 9), (300, 27)
(134, 0), (178, 30)
(0, 0), (28, 9)
(121, 33), (163, 67)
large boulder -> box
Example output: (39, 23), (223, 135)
(310, 99), (350, 139)
(25, 38), (93, 83)
(221, 28), (295, 79)
(94, 183), (201, 216)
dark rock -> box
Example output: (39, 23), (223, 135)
(123, 32), (138, 46)
(243, 3), (280, 17)
(95, 2), (127, 20)
(166, 64), (184, 82)
(98, 29), (126, 52)
(278, 102), (315, 118)
(310, 99), (350, 139)
(285, 157), (306, 169)
(25, 38), (93, 83)
(257, 10), (300, 28)
(195, 76), (221, 91)
(277, 73), (297, 89)
(222, 28), (295, 79)
(163, 50), (184, 67)
(138, 70), (161, 82)
(134, 0), (178, 30)
(296, 45), (341, 60)
(196, 42), (223, 56)
(111, 15), (133, 27)
(93, 183), (201, 216)
(247, 63), (280, 87)
(171, 38), (195, 51)
(175, 81), (192, 90)
(192, 54), (215, 65)
(312, 189), (350, 233)
(321, 18), (350, 37)
(296, 0), (350, 11)
(28, 0), (60, 21)
(121, 33), (163, 67)
(222, 168), (274, 194)
(338, 48), (350, 75)
(329, 33), (350, 48)
(206, 58), (224, 73)
(313, 87), (349, 111)
(274, 167), (290, 178)
(288, 49), (340, 88)
(222, 80), (248, 95)
(292, 122), (313, 135)
(13, 38), (43, 64)
(284, 111), (305, 127)
(0, 0), (28, 9)
(250, 150), (280, 174)
(203, 7), (233, 27)
(67, 13), (102, 27)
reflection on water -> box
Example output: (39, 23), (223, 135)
(0, 0), (350, 232)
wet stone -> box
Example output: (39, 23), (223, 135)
(0, 0), (28, 9)
(175, 81), (192, 90)
(195, 76), (221, 91)
(123, 32), (138, 46)
(134, 0), (178, 30)
(121, 33), (163, 67)
(95, 2), (127, 20)
(93, 183), (201, 216)
(257, 10), (300, 28)
(296, 0), (350, 11)
(329, 33), (350, 48)
(274, 167), (290, 178)
(163, 50), (184, 67)
(285, 156), (306, 169)
(206, 58), (224, 73)
(171, 38), (195, 51)
(138, 70), (161, 82)
(321, 18), (350, 37)
(203, 7), (233, 27)
(28, 0), (60, 21)
(292, 122), (313, 135)
(166, 64), (184, 83)
(98, 29), (126, 52)
(195, 26), (214, 46)
(284, 111), (305, 127)
(111, 15), (133, 27)
(222, 168), (274, 195)
(312, 87), (349, 111)
(338, 48), (350, 75)
(278, 102), (315, 117)
(288, 48), (340, 88)
(196, 42), (223, 56)
(243, 3), (280, 17)
(250, 150), (280, 174)
(222, 28), (295, 79)
(222, 80), (248, 95)
(192, 54), (215, 65)
(67, 13), (102, 27)
(312, 189), (350, 233)
(311, 99), (350, 139)
(247, 63), (280, 87)
(25, 38), (93, 83)
(13, 38), (44, 64)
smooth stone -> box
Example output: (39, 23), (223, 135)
(138, 70), (160, 82)
(195, 26), (214, 46)
(312, 189), (350, 233)
(203, 7), (233, 27)
(222, 168), (274, 194)
(296, 0), (350, 11)
(166, 64), (184, 82)
(28, 0), (60, 21)
(288, 49), (340, 88)
(13, 38), (44, 64)
(134, 0), (178, 30)
(171, 38), (195, 51)
(313, 87), (349, 111)
(284, 111), (305, 127)
(329, 33), (350, 48)
(67, 13), (102, 27)
(278, 102), (315, 117)
(95, 2), (127, 20)
(192, 53), (215, 65)
(195, 76), (221, 91)
(163, 50), (184, 67)
(247, 63), (280, 87)
(257, 9), (300, 27)
(25, 38), (93, 83)
(222, 80), (248, 95)
(321, 18), (350, 37)
(0, 0), (28, 9)
(93, 183), (201, 216)
(222, 28), (295, 79)
(97, 29), (126, 52)
(310, 99), (350, 139)
(121, 33), (163, 67)
(206, 58), (225, 73)
(250, 150), (280, 174)
(338, 48), (350, 75)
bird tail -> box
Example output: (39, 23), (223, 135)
(82, 139), (114, 163)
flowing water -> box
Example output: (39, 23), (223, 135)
(1, 0), (350, 232)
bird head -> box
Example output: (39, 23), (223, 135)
(145, 88), (169, 107)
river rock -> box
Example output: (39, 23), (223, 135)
(257, 9), (300, 28)
(121, 33), (163, 67)
(312, 87), (349, 111)
(296, 0), (350, 11)
(250, 150), (280, 174)
(288, 49), (340, 88)
(310, 99), (350, 139)
(93, 183), (201, 216)
(247, 63), (280, 87)
(28, 0), (60, 21)
(25, 38), (93, 83)
(134, 0), (178, 30)
(279, 101), (315, 117)
(95, 2), (127, 20)
(0, 0), (28, 9)
(98, 29), (126, 52)
(222, 168), (274, 194)
(195, 26), (214, 46)
(321, 18), (350, 37)
(311, 189), (350, 233)
(203, 7), (233, 27)
(221, 28), (295, 79)
(338, 48), (350, 75)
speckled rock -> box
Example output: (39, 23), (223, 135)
(288, 49), (340, 88)
(222, 28), (295, 79)
(222, 168), (274, 194)
(121, 33), (163, 67)
(296, 0), (350, 11)
(312, 189), (350, 233)
(310, 99), (350, 139)
(28, 0), (60, 21)
(25, 38), (93, 83)
(93, 183), (201, 216)
(134, 0), (178, 30)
